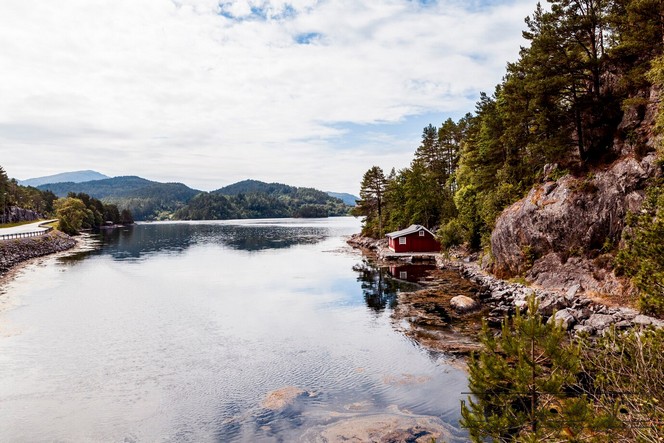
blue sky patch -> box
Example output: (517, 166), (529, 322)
(295, 32), (322, 45)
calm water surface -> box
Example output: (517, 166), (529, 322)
(0, 217), (468, 442)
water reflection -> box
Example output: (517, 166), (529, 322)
(1, 218), (470, 442)
(387, 264), (437, 283)
(353, 260), (421, 312)
(60, 221), (333, 264)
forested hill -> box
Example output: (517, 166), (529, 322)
(354, 0), (664, 313)
(173, 179), (351, 220)
(38, 176), (201, 221)
(214, 179), (294, 195)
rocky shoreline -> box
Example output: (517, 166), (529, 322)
(347, 233), (663, 344)
(0, 231), (77, 276)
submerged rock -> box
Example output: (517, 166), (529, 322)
(301, 411), (455, 443)
(262, 386), (311, 411)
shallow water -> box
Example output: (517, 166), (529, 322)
(0, 217), (468, 442)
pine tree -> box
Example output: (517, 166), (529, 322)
(353, 166), (388, 237)
(461, 296), (615, 441)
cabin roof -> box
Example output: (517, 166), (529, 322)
(385, 224), (435, 239)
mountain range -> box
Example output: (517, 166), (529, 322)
(30, 172), (357, 221)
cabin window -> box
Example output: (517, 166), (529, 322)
(399, 237), (407, 245)
(419, 231), (425, 236)
(399, 271), (408, 279)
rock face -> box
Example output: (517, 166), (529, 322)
(0, 231), (76, 274)
(2, 206), (43, 224)
(491, 153), (658, 293)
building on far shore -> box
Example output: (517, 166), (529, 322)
(386, 224), (440, 253)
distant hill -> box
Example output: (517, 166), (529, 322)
(214, 179), (296, 196)
(38, 176), (201, 221)
(174, 179), (351, 220)
(326, 192), (358, 206)
(19, 170), (109, 187)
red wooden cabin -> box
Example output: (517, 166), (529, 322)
(386, 224), (441, 253)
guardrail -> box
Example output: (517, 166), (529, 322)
(0, 226), (53, 241)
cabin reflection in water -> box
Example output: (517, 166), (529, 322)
(388, 264), (436, 283)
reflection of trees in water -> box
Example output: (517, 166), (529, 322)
(58, 223), (331, 264)
(353, 260), (419, 313)
(208, 226), (328, 251)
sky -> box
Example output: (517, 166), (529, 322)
(0, 0), (537, 195)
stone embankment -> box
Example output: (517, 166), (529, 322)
(348, 234), (663, 337)
(0, 231), (76, 274)
(442, 259), (664, 336)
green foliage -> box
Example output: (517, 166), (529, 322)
(353, 166), (388, 237)
(614, 51), (664, 314)
(38, 176), (200, 221)
(647, 55), (664, 154)
(579, 326), (664, 442)
(55, 197), (88, 235)
(0, 165), (60, 222)
(354, 0), (663, 252)
(617, 181), (664, 315)
(356, 118), (466, 238)
(454, 185), (483, 250)
(61, 192), (134, 230)
(438, 218), (464, 249)
(461, 296), (617, 442)
(174, 182), (349, 221)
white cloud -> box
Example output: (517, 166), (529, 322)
(0, 0), (536, 194)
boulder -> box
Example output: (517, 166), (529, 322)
(537, 294), (568, 317)
(450, 295), (479, 313)
(548, 308), (576, 330)
(632, 315), (664, 328)
(585, 313), (615, 331)
(565, 284), (582, 302)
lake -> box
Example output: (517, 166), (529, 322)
(0, 217), (469, 442)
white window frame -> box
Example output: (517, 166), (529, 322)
(399, 237), (407, 245)
(419, 230), (425, 237)
(399, 271), (408, 279)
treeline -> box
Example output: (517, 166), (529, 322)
(0, 166), (58, 219)
(355, 0), (664, 252)
(38, 176), (200, 221)
(174, 182), (350, 220)
(0, 166), (134, 234)
(55, 193), (134, 235)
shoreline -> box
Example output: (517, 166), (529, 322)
(347, 233), (664, 347)
(0, 232), (99, 291)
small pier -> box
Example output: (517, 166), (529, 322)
(378, 250), (441, 262)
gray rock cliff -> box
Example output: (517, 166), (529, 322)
(490, 86), (662, 296)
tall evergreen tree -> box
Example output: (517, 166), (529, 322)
(353, 166), (388, 237)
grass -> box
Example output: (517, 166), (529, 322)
(42, 220), (58, 229)
(0, 219), (50, 229)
